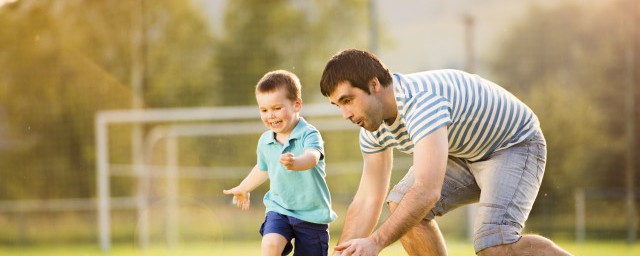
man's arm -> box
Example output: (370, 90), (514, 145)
(337, 147), (393, 244)
(370, 126), (448, 248)
(336, 126), (448, 256)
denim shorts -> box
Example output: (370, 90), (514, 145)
(259, 211), (330, 256)
(386, 131), (546, 253)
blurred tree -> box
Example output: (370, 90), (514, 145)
(214, 0), (368, 106)
(489, 0), (639, 231)
(0, 0), (216, 200)
(0, 0), (372, 201)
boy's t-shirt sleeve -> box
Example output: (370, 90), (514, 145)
(256, 135), (268, 171)
(303, 129), (325, 160)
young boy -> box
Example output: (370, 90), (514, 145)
(223, 70), (337, 256)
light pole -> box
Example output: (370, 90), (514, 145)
(131, 0), (148, 249)
(623, 0), (637, 245)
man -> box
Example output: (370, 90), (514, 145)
(320, 49), (572, 256)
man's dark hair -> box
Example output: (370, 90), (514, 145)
(320, 48), (392, 97)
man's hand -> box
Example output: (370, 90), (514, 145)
(222, 186), (250, 210)
(279, 152), (296, 169)
(334, 237), (383, 256)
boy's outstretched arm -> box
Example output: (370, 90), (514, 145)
(279, 148), (321, 171)
(222, 164), (268, 210)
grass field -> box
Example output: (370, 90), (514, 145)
(2, 240), (639, 255)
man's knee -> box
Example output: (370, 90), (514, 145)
(476, 235), (572, 256)
(388, 201), (398, 213)
(476, 244), (512, 256)
(388, 201), (437, 230)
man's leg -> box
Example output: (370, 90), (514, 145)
(386, 157), (481, 256)
(477, 234), (572, 256)
(470, 131), (572, 255)
(389, 202), (447, 256)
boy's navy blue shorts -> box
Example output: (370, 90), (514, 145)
(259, 211), (329, 256)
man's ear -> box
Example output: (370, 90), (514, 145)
(369, 77), (381, 93)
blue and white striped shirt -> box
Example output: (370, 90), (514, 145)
(359, 69), (539, 162)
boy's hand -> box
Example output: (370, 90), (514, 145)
(279, 153), (296, 169)
(222, 186), (250, 211)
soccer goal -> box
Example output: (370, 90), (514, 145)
(94, 104), (359, 251)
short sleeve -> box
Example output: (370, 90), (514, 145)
(303, 129), (325, 160)
(256, 139), (268, 171)
(359, 128), (387, 154)
(403, 92), (451, 144)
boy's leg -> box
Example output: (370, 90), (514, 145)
(288, 216), (330, 256)
(260, 211), (294, 256)
(262, 233), (289, 256)
(386, 157), (481, 256)
(471, 132), (571, 255)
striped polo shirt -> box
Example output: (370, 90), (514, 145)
(359, 69), (539, 161)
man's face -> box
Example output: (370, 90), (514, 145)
(328, 81), (384, 132)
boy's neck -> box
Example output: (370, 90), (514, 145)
(275, 116), (300, 144)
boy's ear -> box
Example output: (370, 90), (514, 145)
(294, 98), (302, 112)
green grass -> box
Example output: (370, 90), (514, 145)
(2, 240), (639, 255)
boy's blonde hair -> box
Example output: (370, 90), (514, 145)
(255, 70), (302, 101)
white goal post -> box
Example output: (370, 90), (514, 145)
(94, 104), (352, 251)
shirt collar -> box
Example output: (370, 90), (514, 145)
(264, 116), (307, 145)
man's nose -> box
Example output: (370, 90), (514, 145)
(340, 107), (352, 121)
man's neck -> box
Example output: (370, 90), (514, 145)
(381, 83), (398, 126)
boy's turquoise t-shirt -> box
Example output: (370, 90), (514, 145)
(257, 117), (337, 224)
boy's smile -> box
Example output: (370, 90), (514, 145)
(256, 88), (301, 138)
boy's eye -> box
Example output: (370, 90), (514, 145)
(260, 109), (267, 112)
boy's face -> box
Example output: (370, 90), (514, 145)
(256, 88), (301, 135)
(328, 81), (384, 132)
